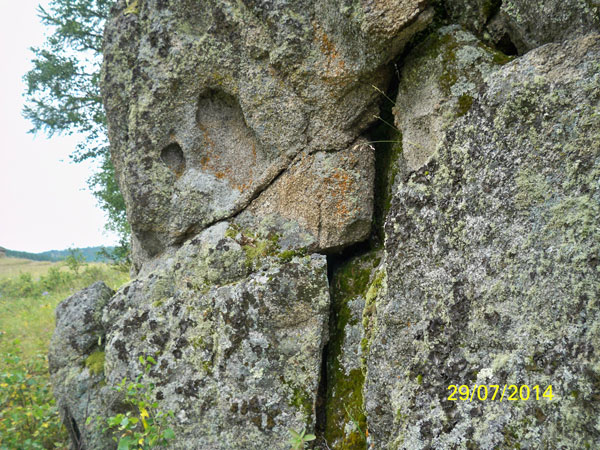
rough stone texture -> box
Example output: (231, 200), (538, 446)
(101, 0), (433, 267)
(52, 1), (600, 449)
(367, 34), (600, 449)
(443, 0), (500, 35)
(394, 25), (509, 173)
(48, 282), (116, 449)
(250, 142), (375, 252)
(499, 0), (600, 53)
(52, 222), (330, 450)
(444, 0), (600, 53)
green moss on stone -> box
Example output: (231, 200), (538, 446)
(290, 387), (313, 418)
(457, 94), (474, 116)
(85, 350), (105, 376)
(279, 248), (307, 263)
(361, 269), (385, 362)
(323, 253), (382, 448)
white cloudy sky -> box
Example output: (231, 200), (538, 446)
(0, 0), (119, 253)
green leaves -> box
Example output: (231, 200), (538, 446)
(288, 428), (316, 450)
(93, 355), (176, 449)
(0, 343), (68, 448)
(117, 435), (136, 450)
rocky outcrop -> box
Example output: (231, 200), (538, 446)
(102, 222), (330, 449)
(51, 1), (600, 449)
(102, 0), (433, 268)
(393, 25), (509, 173)
(52, 222), (331, 449)
(367, 33), (600, 448)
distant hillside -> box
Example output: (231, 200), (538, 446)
(2, 246), (115, 262)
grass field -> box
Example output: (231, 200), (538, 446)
(0, 257), (58, 279)
(0, 257), (129, 448)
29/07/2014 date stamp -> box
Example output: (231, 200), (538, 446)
(447, 385), (554, 402)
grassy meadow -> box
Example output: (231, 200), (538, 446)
(0, 257), (129, 449)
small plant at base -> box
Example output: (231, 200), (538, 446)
(288, 428), (316, 450)
(91, 355), (175, 449)
(344, 404), (368, 444)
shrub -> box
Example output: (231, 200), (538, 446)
(0, 341), (67, 449)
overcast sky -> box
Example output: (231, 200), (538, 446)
(0, 0), (119, 253)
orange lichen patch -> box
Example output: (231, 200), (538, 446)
(312, 22), (347, 79)
(324, 168), (355, 218)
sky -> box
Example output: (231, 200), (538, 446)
(0, 0), (119, 253)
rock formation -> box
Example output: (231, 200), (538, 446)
(50, 0), (600, 449)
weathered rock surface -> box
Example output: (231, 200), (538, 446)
(250, 142), (375, 252)
(394, 25), (509, 173)
(367, 33), (600, 448)
(51, 1), (600, 449)
(498, 0), (600, 53)
(102, 0), (433, 267)
(444, 0), (600, 53)
(51, 222), (330, 449)
(443, 0), (499, 35)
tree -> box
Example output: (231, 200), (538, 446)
(65, 247), (86, 274)
(24, 0), (130, 261)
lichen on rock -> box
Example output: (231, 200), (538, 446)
(394, 25), (509, 174)
(366, 34), (600, 449)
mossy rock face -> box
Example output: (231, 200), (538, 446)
(324, 251), (383, 449)
(366, 34), (600, 449)
(85, 351), (106, 376)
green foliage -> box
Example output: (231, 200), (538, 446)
(0, 260), (129, 450)
(65, 247), (87, 274)
(94, 356), (176, 449)
(23, 0), (130, 261)
(0, 262), (129, 360)
(288, 428), (316, 450)
(0, 341), (68, 449)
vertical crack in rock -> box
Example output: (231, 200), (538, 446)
(315, 294), (331, 441)
(315, 54), (405, 448)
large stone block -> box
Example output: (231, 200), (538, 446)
(51, 222), (330, 449)
(366, 34), (600, 448)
